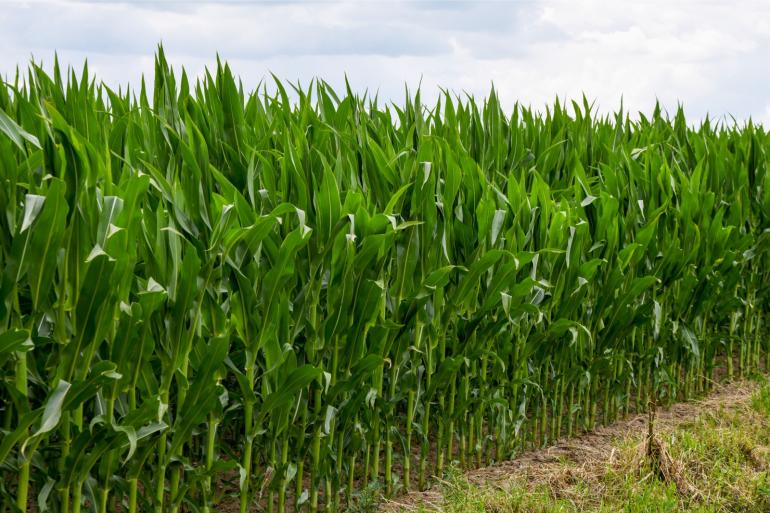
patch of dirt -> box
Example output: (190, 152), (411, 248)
(379, 380), (760, 512)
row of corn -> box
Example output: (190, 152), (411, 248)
(1, 50), (769, 512)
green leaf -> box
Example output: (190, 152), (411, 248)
(0, 108), (41, 150)
(26, 179), (69, 308)
(0, 329), (32, 364)
(316, 164), (341, 242)
(25, 380), (71, 451)
(258, 365), (322, 422)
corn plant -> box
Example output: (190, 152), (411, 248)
(1, 49), (769, 513)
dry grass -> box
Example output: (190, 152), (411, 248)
(382, 378), (770, 513)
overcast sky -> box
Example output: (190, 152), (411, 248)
(2, 0), (770, 123)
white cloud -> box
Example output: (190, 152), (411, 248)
(1, 0), (769, 123)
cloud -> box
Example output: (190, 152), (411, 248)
(1, 0), (769, 123)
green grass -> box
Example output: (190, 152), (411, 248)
(422, 379), (770, 513)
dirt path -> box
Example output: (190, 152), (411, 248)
(380, 380), (760, 512)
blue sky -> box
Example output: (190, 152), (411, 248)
(2, 0), (770, 123)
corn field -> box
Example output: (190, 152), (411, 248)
(1, 50), (769, 513)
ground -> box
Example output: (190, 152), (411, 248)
(379, 378), (770, 513)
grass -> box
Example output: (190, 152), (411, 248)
(408, 378), (770, 513)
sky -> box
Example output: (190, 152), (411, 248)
(2, 0), (770, 123)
